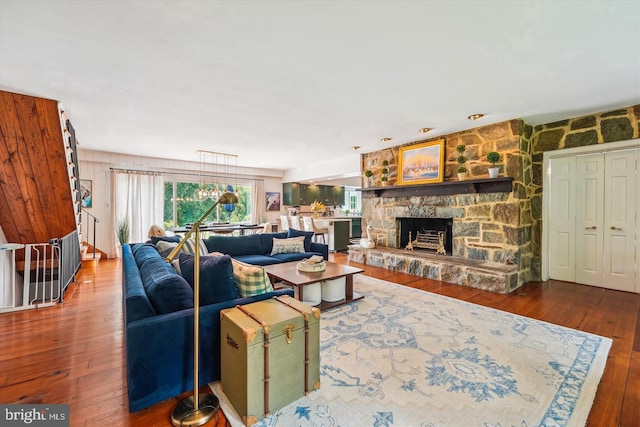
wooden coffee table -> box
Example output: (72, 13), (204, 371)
(264, 261), (365, 310)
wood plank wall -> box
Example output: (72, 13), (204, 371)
(0, 90), (77, 246)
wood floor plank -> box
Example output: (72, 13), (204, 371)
(0, 253), (637, 426)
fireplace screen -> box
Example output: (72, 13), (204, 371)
(398, 217), (453, 255)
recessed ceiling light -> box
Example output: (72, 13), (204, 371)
(380, 137), (392, 142)
(352, 145), (361, 150)
(468, 113), (484, 120)
(419, 128), (432, 133)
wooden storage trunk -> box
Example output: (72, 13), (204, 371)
(220, 295), (320, 426)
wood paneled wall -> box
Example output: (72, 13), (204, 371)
(0, 90), (76, 245)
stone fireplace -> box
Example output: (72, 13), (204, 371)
(348, 187), (523, 293)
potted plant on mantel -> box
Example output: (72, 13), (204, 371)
(487, 151), (500, 178)
(381, 160), (389, 185)
(364, 169), (374, 187)
(456, 144), (468, 180)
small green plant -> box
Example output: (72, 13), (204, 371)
(364, 170), (373, 178)
(456, 145), (468, 174)
(487, 151), (500, 165)
(381, 160), (389, 182)
(116, 218), (130, 245)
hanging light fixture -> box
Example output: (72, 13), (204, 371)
(195, 150), (239, 203)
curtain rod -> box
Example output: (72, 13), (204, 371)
(109, 167), (264, 182)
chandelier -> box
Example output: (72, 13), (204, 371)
(194, 150), (238, 202)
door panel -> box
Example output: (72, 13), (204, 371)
(548, 157), (575, 281)
(575, 154), (604, 286)
(603, 150), (636, 292)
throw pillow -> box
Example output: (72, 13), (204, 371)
(178, 252), (239, 305)
(287, 228), (314, 252)
(270, 236), (306, 255)
(182, 238), (209, 256)
(150, 235), (181, 245)
(231, 259), (274, 297)
(155, 240), (181, 258)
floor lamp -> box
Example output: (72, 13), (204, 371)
(165, 191), (238, 427)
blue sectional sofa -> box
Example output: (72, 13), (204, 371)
(122, 243), (295, 412)
(203, 230), (328, 265)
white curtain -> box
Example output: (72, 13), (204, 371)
(111, 170), (164, 253)
(251, 180), (265, 225)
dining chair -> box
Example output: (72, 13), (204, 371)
(280, 215), (290, 232)
(289, 216), (302, 230)
(302, 216), (314, 233)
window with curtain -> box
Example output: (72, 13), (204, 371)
(112, 170), (165, 247)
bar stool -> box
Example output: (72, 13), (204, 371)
(303, 217), (327, 243)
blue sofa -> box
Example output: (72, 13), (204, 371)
(122, 243), (295, 412)
(203, 230), (328, 265)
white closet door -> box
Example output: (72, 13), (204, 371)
(575, 154), (604, 286)
(637, 149), (640, 294)
(548, 157), (576, 281)
(603, 149), (637, 292)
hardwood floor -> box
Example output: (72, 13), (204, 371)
(1, 253), (638, 426)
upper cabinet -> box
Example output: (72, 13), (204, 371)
(282, 183), (345, 206)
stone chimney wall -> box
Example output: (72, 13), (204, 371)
(359, 105), (639, 288)
(528, 104), (640, 279)
(361, 119), (535, 287)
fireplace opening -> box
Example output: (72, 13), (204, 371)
(397, 217), (453, 255)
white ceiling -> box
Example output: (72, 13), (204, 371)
(1, 0), (639, 182)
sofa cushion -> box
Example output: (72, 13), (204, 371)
(179, 253), (239, 305)
(231, 259), (274, 297)
(131, 243), (161, 269)
(234, 254), (282, 266)
(139, 257), (194, 314)
(271, 252), (319, 263)
(123, 245), (156, 322)
(146, 274), (194, 314)
(204, 234), (263, 256)
(270, 236), (306, 255)
(287, 228), (314, 252)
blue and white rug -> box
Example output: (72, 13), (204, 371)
(212, 275), (611, 427)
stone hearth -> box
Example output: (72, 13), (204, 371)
(348, 245), (519, 294)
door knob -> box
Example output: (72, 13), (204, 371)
(610, 226), (622, 231)
(584, 226), (596, 230)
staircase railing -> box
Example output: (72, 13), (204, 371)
(0, 230), (80, 313)
(81, 208), (99, 258)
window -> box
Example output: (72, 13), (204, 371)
(345, 187), (361, 214)
(164, 181), (252, 228)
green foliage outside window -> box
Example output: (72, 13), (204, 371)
(163, 181), (252, 228)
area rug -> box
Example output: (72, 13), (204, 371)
(211, 275), (612, 427)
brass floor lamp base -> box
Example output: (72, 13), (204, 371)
(171, 393), (220, 427)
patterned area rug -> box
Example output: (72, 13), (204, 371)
(212, 275), (611, 427)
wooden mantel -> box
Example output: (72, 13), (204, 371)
(359, 177), (513, 198)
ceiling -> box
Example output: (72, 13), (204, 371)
(1, 0), (639, 182)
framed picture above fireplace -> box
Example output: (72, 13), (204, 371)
(398, 139), (445, 185)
